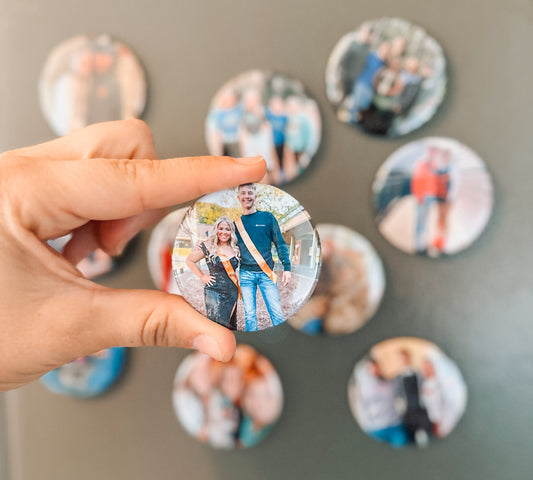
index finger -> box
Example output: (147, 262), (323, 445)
(37, 155), (266, 223)
(10, 119), (157, 162)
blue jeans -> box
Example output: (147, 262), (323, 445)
(415, 196), (436, 253)
(239, 270), (284, 331)
(351, 81), (374, 121)
(370, 425), (409, 448)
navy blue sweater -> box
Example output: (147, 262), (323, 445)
(235, 211), (291, 272)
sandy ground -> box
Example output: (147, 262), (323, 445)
(176, 270), (316, 331)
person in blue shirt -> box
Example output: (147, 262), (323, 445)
(234, 184), (291, 331)
(208, 88), (243, 158)
(265, 96), (288, 172)
(350, 42), (391, 123)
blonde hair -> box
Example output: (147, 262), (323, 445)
(207, 216), (240, 258)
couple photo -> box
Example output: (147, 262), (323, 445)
(173, 183), (320, 332)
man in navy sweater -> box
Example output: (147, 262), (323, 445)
(235, 184), (292, 331)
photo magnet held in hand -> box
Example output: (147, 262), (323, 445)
(172, 183), (321, 332)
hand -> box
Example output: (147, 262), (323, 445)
(282, 271), (292, 286)
(201, 274), (215, 286)
(0, 119), (266, 391)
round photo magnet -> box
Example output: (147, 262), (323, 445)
(173, 345), (283, 449)
(172, 183), (320, 332)
(39, 34), (147, 136)
(348, 337), (467, 448)
(206, 69), (322, 185)
(41, 347), (127, 398)
(373, 137), (494, 257)
(289, 224), (385, 336)
(326, 17), (446, 137)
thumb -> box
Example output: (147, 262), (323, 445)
(89, 288), (237, 361)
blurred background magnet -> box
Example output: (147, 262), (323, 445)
(326, 17), (446, 137)
(289, 224), (385, 335)
(41, 347), (127, 398)
(347, 337), (467, 448)
(173, 345), (284, 449)
(372, 137), (494, 257)
(39, 34), (147, 136)
(206, 69), (321, 186)
(147, 208), (188, 294)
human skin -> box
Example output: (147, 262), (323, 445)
(0, 119), (266, 391)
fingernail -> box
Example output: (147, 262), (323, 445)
(192, 334), (223, 361)
(235, 156), (265, 165)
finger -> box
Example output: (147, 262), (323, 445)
(87, 288), (237, 361)
(10, 119), (157, 161)
(62, 222), (99, 265)
(25, 155), (266, 236)
(98, 208), (169, 256)
(61, 209), (168, 263)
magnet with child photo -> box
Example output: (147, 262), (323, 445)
(173, 345), (283, 449)
(172, 183), (320, 332)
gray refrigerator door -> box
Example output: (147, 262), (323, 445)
(2, 1), (533, 480)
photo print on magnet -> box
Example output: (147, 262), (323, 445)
(39, 34), (147, 136)
(41, 347), (127, 398)
(173, 345), (283, 449)
(326, 17), (446, 137)
(147, 208), (188, 294)
(289, 224), (385, 336)
(173, 183), (321, 332)
(373, 137), (494, 257)
(206, 69), (322, 185)
(348, 337), (467, 448)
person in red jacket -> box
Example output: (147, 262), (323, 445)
(410, 147), (439, 253)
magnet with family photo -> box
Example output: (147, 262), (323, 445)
(173, 345), (283, 450)
(39, 34), (147, 136)
(348, 337), (467, 448)
(373, 137), (494, 257)
(326, 17), (446, 137)
(289, 224), (385, 336)
(147, 208), (188, 294)
(205, 69), (322, 186)
(41, 347), (127, 398)
(172, 183), (320, 332)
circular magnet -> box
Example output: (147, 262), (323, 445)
(348, 337), (467, 448)
(172, 183), (321, 331)
(289, 224), (385, 335)
(39, 34), (147, 136)
(373, 137), (494, 256)
(173, 345), (283, 449)
(41, 347), (127, 398)
(326, 17), (446, 137)
(206, 69), (321, 185)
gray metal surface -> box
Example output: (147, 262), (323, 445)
(2, 0), (533, 479)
